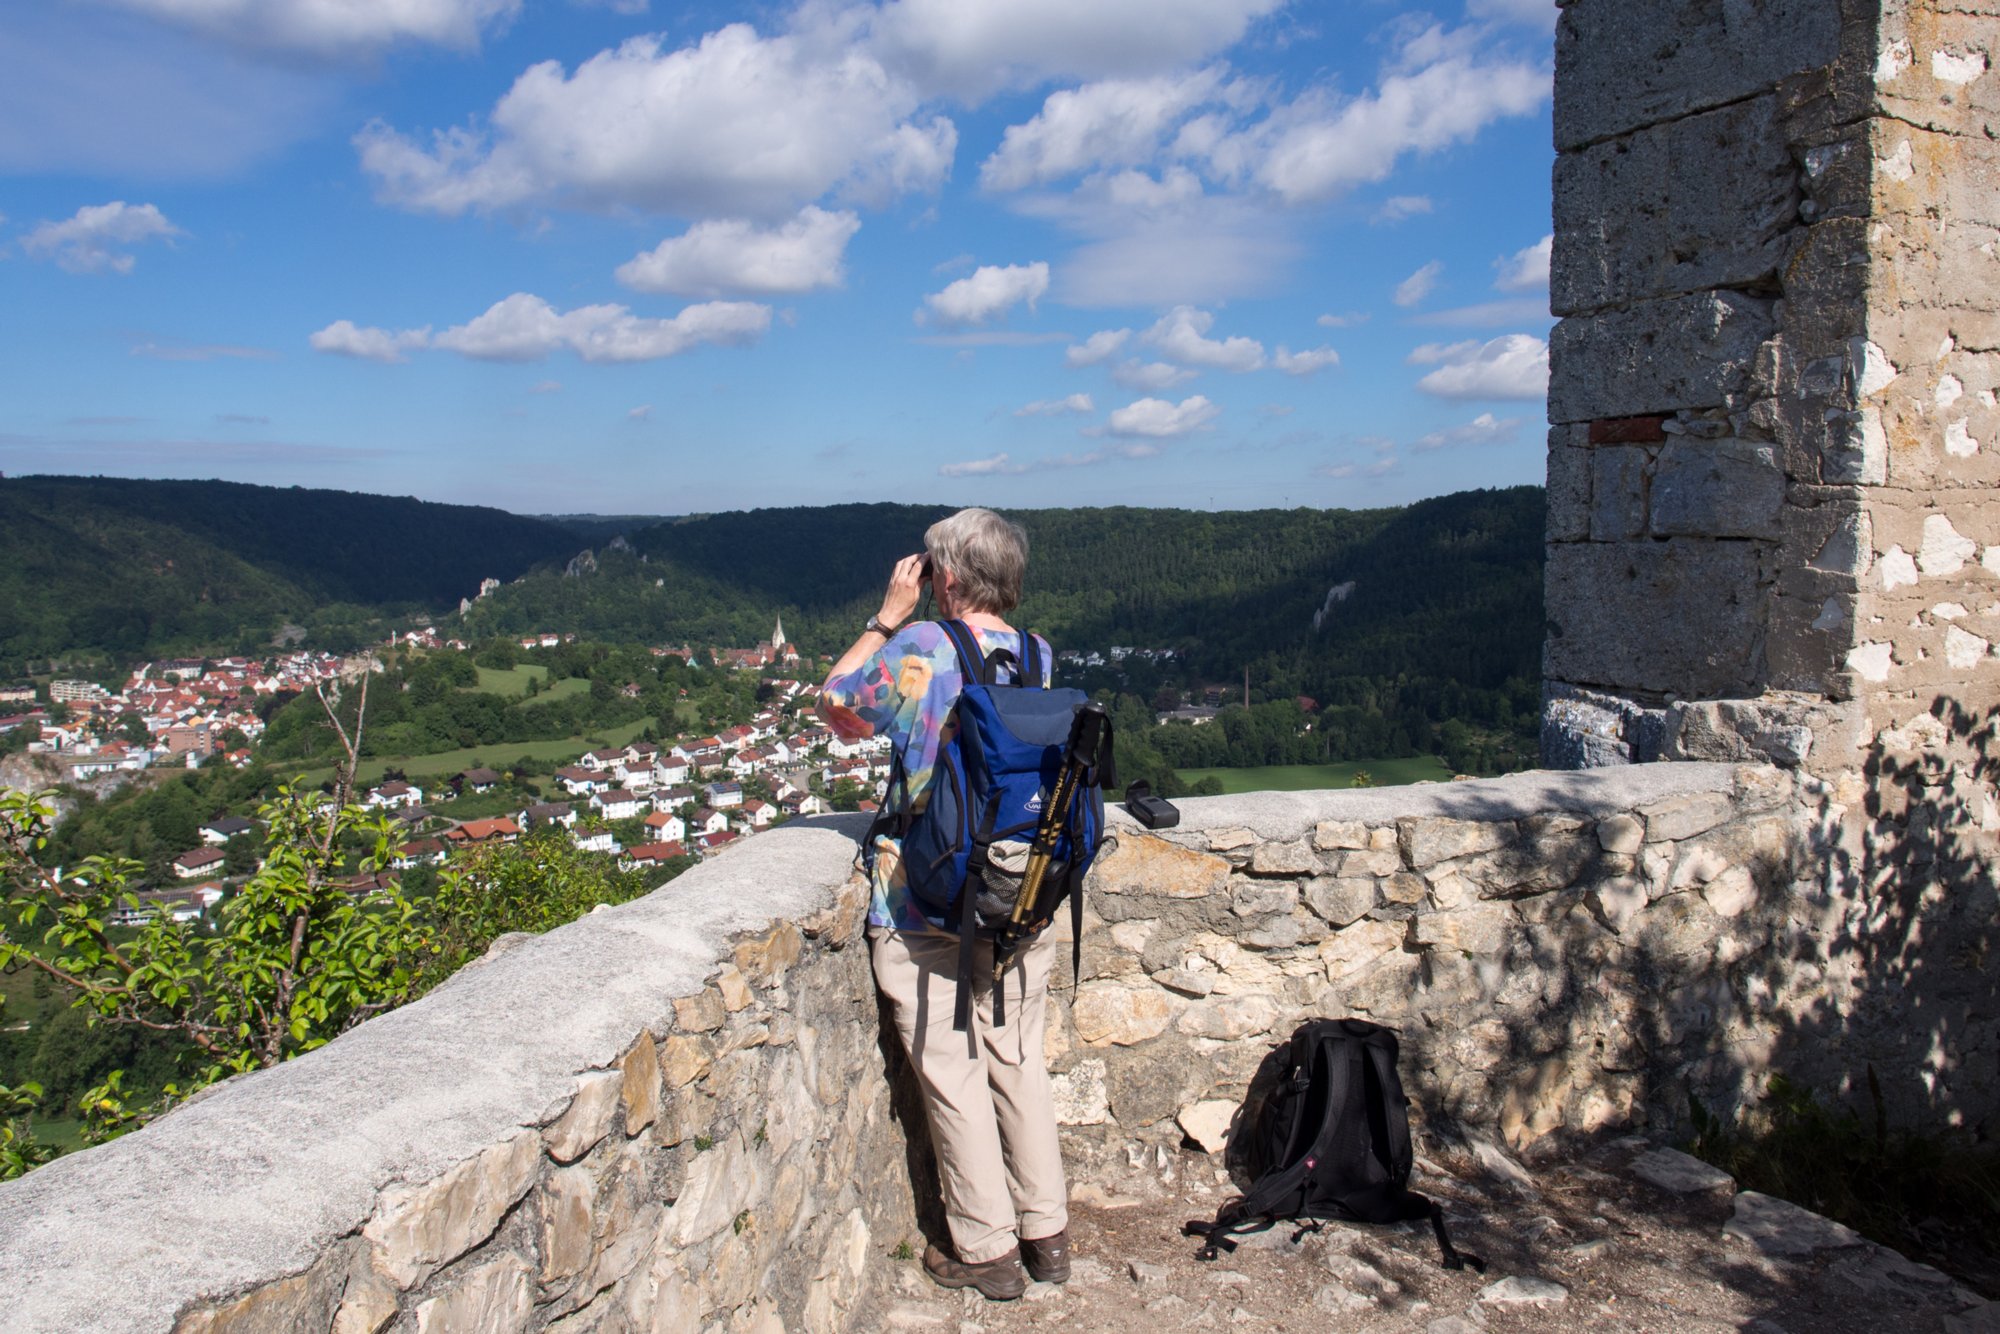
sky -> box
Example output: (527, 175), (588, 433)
(0, 0), (1558, 516)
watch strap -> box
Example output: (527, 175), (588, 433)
(865, 615), (897, 637)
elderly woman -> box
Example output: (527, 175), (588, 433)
(818, 507), (1070, 1302)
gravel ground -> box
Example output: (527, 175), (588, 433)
(868, 1135), (2000, 1334)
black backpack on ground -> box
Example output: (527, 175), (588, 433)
(1183, 1018), (1483, 1271)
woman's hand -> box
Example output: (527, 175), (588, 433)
(877, 554), (927, 630)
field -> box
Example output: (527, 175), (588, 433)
(287, 717), (655, 789)
(473, 666), (588, 702)
(1176, 756), (1455, 794)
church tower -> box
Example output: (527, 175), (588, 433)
(771, 616), (786, 652)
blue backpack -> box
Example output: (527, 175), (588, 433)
(870, 620), (1114, 1031)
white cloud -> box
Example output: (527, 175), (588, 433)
(99, 0), (520, 54)
(1272, 345), (1339, 376)
(19, 201), (183, 274)
(314, 295), (769, 365)
(359, 26), (956, 218)
(1411, 411), (1521, 451)
(1393, 260), (1443, 307)
(1065, 328), (1131, 367)
(922, 261), (1049, 327)
(940, 452), (1026, 477)
(1143, 305), (1264, 371)
(871, 0), (1285, 99)
(616, 207), (861, 297)
(1493, 234), (1552, 292)
(1111, 359), (1199, 391)
(1373, 194), (1432, 224)
(1104, 394), (1220, 437)
(1016, 393), (1095, 417)
(309, 320), (432, 363)
(627, 404), (653, 420)
(979, 68), (1238, 190)
(1409, 333), (1549, 401)
(1317, 312), (1369, 328)
(434, 293), (771, 362)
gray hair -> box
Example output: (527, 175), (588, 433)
(925, 508), (1029, 614)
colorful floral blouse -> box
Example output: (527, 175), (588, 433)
(821, 620), (1053, 932)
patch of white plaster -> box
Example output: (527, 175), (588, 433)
(1933, 49), (1989, 85)
(1987, 546), (2000, 575)
(1939, 334), (1957, 360)
(1932, 602), (1970, 621)
(1846, 642), (1895, 683)
(1946, 419), (1980, 457)
(1809, 512), (1872, 576)
(1851, 339), (1899, 396)
(1879, 38), (1914, 82)
(1878, 140), (1915, 182)
(1880, 545), (1919, 590)
(1946, 625), (1991, 670)
(1812, 599), (1845, 632)
(1983, 389), (1998, 409)
(1919, 514), (1979, 576)
(1937, 375), (1964, 409)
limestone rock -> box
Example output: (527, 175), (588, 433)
(1313, 820), (1370, 851)
(1326, 848), (1402, 878)
(1477, 1275), (1568, 1307)
(1072, 983), (1174, 1046)
(1597, 814), (1644, 855)
(1589, 877), (1647, 934)
(620, 1031), (662, 1135)
(673, 991), (726, 1033)
(1701, 864), (1758, 917)
(330, 1269), (398, 1334)
(1304, 876), (1374, 926)
(363, 1130), (541, 1289)
(802, 1209), (871, 1334)
(1176, 993), (1280, 1041)
(413, 1255), (533, 1333)
(1412, 905), (1512, 957)
(1177, 1099), (1237, 1153)
(715, 965), (755, 1012)
(1724, 1191), (1866, 1256)
(1629, 1147), (1735, 1194)
(544, 1070), (624, 1164)
(1318, 920), (1407, 981)
(1206, 828), (1257, 852)
(1398, 818), (1514, 869)
(660, 1034), (715, 1089)
(1090, 835), (1230, 899)
(732, 922), (803, 985)
(669, 1135), (771, 1246)
(1230, 877), (1299, 917)
(1379, 873), (1428, 905)
(538, 1164), (596, 1285)
(1250, 840), (1318, 875)
(1640, 791), (1736, 842)
(177, 1244), (351, 1332)
(1050, 1058), (1110, 1125)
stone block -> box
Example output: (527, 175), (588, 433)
(1325, 847), (1401, 877)
(1411, 906), (1513, 957)
(1639, 790), (1737, 841)
(176, 1243), (354, 1333)
(1589, 446), (1650, 541)
(1554, 95), (1799, 313)
(537, 1165), (595, 1286)
(1597, 814), (1644, 855)
(1230, 877), (1299, 917)
(363, 1130), (542, 1289)
(618, 1034), (662, 1137)
(715, 965), (754, 1012)
(1630, 1146), (1735, 1193)
(1071, 983), (1175, 1046)
(1250, 839), (1319, 875)
(1050, 1057), (1109, 1125)
(1554, 0), (1841, 150)
(413, 1255), (533, 1334)
(1175, 993), (1281, 1041)
(1379, 872), (1429, 905)
(1544, 539), (1767, 697)
(1102, 1034), (1212, 1127)
(1303, 876), (1375, 926)
(1177, 1100), (1237, 1154)
(1548, 434), (1592, 542)
(1650, 439), (1786, 539)
(1088, 834), (1229, 899)
(544, 1070), (623, 1164)
(1549, 291), (1775, 423)
(1724, 1191), (1865, 1256)
(1317, 920), (1407, 981)
(732, 922), (803, 985)
(1311, 819), (1371, 851)
(668, 1135), (770, 1247)
(1397, 817), (1514, 869)
(659, 1033), (714, 1090)
(673, 991), (726, 1033)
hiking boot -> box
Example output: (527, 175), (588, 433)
(1020, 1229), (1071, 1284)
(922, 1243), (1027, 1300)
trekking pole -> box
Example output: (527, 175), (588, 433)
(992, 701), (1107, 984)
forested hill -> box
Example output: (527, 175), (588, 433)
(459, 487), (1546, 694)
(0, 476), (579, 667)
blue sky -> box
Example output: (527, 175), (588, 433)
(0, 0), (1556, 516)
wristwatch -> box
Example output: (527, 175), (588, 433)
(865, 615), (897, 637)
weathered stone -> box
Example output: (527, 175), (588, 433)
(331, 1268), (398, 1334)
(673, 990), (727, 1033)
(1205, 828), (1257, 852)
(177, 1244), (352, 1333)
(1318, 920), (1406, 981)
(1089, 834), (1230, 899)
(1548, 291), (1774, 423)
(1589, 446), (1649, 542)
(1176, 993), (1280, 1041)
(1701, 864), (1758, 917)
(1589, 877), (1647, 934)
(801, 1209), (870, 1334)
(1304, 876), (1375, 926)
(1640, 791), (1737, 841)
(715, 965), (755, 1012)
(1240, 915), (1306, 949)
(544, 1069), (624, 1164)
(660, 1034), (715, 1090)
(1177, 1100), (1237, 1154)
(539, 1164), (596, 1286)
(1398, 818), (1513, 869)
(413, 1255), (533, 1334)
(1412, 906), (1512, 957)
(1379, 872), (1429, 905)
(1477, 1275), (1569, 1308)
(1071, 983), (1175, 1046)
(1725, 1191), (1866, 1256)
(1230, 877), (1299, 917)
(1326, 848), (1402, 878)
(1651, 439), (1785, 540)
(1102, 1034), (1212, 1128)
(363, 1130), (541, 1289)
(732, 922), (803, 985)
(1050, 1058), (1109, 1125)
(1629, 1147), (1735, 1194)
(1250, 840), (1319, 875)
(1545, 539), (1767, 697)
(1597, 814), (1644, 855)
(669, 1135), (771, 1246)
(620, 1031), (662, 1136)
(1312, 820), (1370, 851)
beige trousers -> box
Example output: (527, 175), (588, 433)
(870, 924), (1069, 1263)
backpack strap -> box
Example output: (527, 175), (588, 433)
(938, 619), (993, 686)
(1020, 630), (1042, 686)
